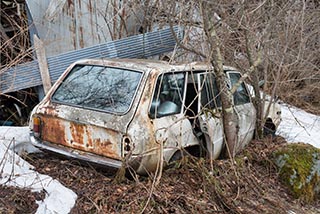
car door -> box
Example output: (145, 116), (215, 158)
(227, 71), (256, 150)
(149, 72), (199, 162)
(197, 72), (224, 160)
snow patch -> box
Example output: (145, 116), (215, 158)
(277, 104), (320, 148)
(0, 126), (40, 154)
(0, 126), (77, 214)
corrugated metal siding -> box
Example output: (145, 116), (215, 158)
(26, 0), (147, 57)
(0, 26), (183, 93)
(26, 0), (114, 56)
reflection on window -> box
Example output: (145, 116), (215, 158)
(200, 73), (221, 109)
(229, 72), (250, 105)
(52, 65), (142, 113)
(149, 73), (185, 118)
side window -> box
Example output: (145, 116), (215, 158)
(229, 72), (250, 105)
(200, 73), (221, 109)
(149, 73), (185, 118)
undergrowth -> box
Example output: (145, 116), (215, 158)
(1, 137), (319, 213)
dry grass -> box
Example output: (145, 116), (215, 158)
(279, 83), (320, 115)
(0, 185), (45, 214)
(5, 137), (315, 214)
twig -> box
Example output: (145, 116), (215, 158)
(0, 138), (15, 181)
(287, 105), (311, 136)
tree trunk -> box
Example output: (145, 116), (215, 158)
(207, 21), (239, 158)
(244, 29), (263, 139)
(216, 71), (239, 158)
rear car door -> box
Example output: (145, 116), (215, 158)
(228, 71), (256, 149)
(149, 72), (199, 161)
(198, 72), (224, 159)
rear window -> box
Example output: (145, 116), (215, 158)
(52, 64), (142, 113)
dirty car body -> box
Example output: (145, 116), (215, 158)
(29, 59), (280, 174)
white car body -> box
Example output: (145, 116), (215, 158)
(29, 59), (280, 174)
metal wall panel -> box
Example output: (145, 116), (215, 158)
(26, 0), (146, 57)
(26, 0), (114, 56)
(0, 26), (182, 93)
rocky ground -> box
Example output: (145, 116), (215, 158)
(0, 136), (319, 214)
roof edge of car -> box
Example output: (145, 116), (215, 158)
(73, 58), (238, 72)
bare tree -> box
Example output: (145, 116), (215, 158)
(142, 0), (264, 158)
(135, 0), (320, 157)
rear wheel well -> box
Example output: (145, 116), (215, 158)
(169, 144), (207, 163)
(263, 117), (276, 137)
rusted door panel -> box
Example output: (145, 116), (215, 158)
(40, 115), (123, 160)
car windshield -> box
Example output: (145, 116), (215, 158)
(52, 64), (142, 113)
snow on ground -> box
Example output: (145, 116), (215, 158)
(277, 103), (320, 148)
(0, 127), (77, 214)
(0, 103), (319, 213)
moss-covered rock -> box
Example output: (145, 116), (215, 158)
(273, 143), (320, 202)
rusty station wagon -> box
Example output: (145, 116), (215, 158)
(29, 58), (281, 175)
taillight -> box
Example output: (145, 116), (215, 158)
(33, 117), (41, 137)
(122, 136), (132, 156)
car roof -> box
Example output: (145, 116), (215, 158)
(74, 58), (238, 74)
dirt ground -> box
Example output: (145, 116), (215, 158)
(1, 137), (319, 214)
(0, 185), (45, 214)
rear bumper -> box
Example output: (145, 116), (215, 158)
(29, 132), (122, 169)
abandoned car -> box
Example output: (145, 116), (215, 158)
(29, 59), (281, 174)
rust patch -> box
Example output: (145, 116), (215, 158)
(143, 71), (158, 103)
(67, 0), (74, 8)
(40, 115), (121, 160)
(79, 26), (84, 48)
(70, 122), (85, 146)
(69, 21), (76, 49)
(93, 138), (115, 158)
(86, 128), (93, 148)
(42, 104), (59, 117)
(108, 62), (118, 67)
(88, 0), (93, 13)
(41, 116), (67, 147)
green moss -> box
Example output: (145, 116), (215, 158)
(273, 143), (320, 202)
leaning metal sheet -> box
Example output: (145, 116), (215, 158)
(0, 26), (182, 93)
